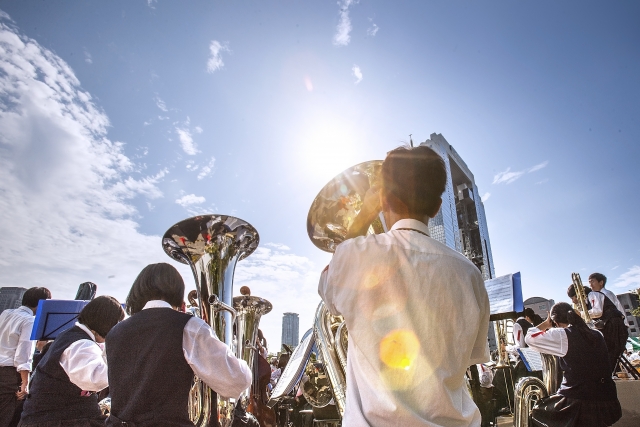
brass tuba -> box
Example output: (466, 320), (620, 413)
(513, 353), (559, 427)
(305, 161), (383, 420)
(163, 215), (259, 427)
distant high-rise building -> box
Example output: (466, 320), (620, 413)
(616, 292), (640, 338)
(0, 287), (27, 313)
(420, 134), (495, 280)
(281, 312), (299, 350)
(524, 297), (556, 319)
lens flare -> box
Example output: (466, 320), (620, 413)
(379, 329), (420, 370)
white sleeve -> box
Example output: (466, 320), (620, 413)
(183, 317), (252, 399)
(524, 327), (567, 357)
(470, 270), (491, 364)
(15, 317), (35, 372)
(60, 340), (109, 391)
(512, 323), (524, 348)
(588, 292), (604, 319)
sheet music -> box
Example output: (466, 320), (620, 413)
(484, 273), (514, 315)
(517, 348), (543, 372)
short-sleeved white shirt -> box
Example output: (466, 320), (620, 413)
(319, 218), (491, 427)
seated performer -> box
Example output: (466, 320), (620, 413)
(19, 296), (125, 427)
(567, 283), (627, 373)
(318, 145), (491, 426)
(525, 302), (621, 427)
(105, 262), (251, 427)
(512, 308), (535, 348)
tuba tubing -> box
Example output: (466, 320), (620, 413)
(163, 215), (259, 427)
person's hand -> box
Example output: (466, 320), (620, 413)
(538, 311), (554, 330)
(16, 383), (27, 400)
(360, 185), (381, 217)
(345, 186), (382, 239)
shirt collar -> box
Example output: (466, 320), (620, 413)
(143, 300), (172, 310)
(390, 218), (430, 236)
(75, 321), (96, 341)
(18, 306), (34, 315)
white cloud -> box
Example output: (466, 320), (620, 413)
(352, 65), (363, 84)
(147, 0), (157, 9)
(84, 50), (92, 64)
(367, 19), (379, 36)
(0, 15), (175, 300)
(481, 192), (491, 202)
(333, 0), (358, 46)
(207, 40), (229, 73)
(197, 157), (216, 180)
(611, 265), (640, 289)
(155, 96), (168, 112)
(175, 194), (206, 207)
(175, 118), (199, 155)
(493, 160), (549, 185)
(234, 245), (322, 351)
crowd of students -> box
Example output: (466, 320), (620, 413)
(0, 263), (252, 427)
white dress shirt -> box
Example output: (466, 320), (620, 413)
(58, 322), (108, 392)
(319, 218), (491, 427)
(524, 327), (568, 357)
(142, 301), (252, 400)
(600, 288), (629, 327)
(0, 306), (35, 371)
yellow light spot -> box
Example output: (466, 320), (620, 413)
(363, 273), (379, 289)
(379, 329), (420, 370)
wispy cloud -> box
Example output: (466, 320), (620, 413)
(207, 40), (229, 73)
(155, 96), (167, 112)
(493, 160), (549, 185)
(197, 157), (216, 180)
(611, 265), (640, 289)
(352, 65), (363, 84)
(333, 0), (358, 46)
(84, 50), (92, 64)
(147, 0), (157, 9)
(175, 194), (206, 207)
(481, 192), (491, 202)
(367, 18), (379, 36)
(0, 13), (172, 299)
(175, 118), (199, 155)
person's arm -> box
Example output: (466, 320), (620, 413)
(15, 317), (35, 399)
(587, 292), (603, 319)
(470, 271), (491, 364)
(183, 317), (251, 399)
(60, 340), (109, 391)
(512, 322), (524, 348)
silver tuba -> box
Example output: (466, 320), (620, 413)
(513, 353), (558, 427)
(163, 215), (259, 427)
(305, 161), (383, 421)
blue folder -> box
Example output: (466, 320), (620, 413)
(30, 299), (89, 340)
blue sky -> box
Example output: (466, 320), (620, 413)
(1, 1), (639, 349)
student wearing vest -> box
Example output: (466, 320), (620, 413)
(19, 295), (125, 427)
(105, 263), (252, 427)
(567, 284), (628, 373)
(525, 302), (621, 427)
(0, 287), (51, 427)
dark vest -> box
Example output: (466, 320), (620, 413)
(106, 308), (194, 427)
(21, 326), (103, 423)
(595, 291), (624, 323)
(558, 325), (617, 401)
(515, 318), (533, 347)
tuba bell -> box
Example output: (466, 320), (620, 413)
(163, 215), (259, 427)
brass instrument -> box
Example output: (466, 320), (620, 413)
(232, 293), (272, 407)
(513, 353), (559, 427)
(304, 161), (384, 423)
(163, 215), (259, 427)
(571, 272), (593, 326)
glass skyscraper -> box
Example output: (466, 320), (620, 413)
(281, 312), (300, 351)
(0, 287), (27, 313)
(420, 133), (495, 280)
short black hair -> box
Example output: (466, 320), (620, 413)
(78, 296), (125, 338)
(21, 287), (51, 308)
(125, 263), (185, 315)
(523, 308), (536, 319)
(381, 145), (447, 217)
(567, 284), (592, 298)
(588, 272), (607, 286)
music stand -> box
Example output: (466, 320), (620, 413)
(30, 300), (89, 340)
